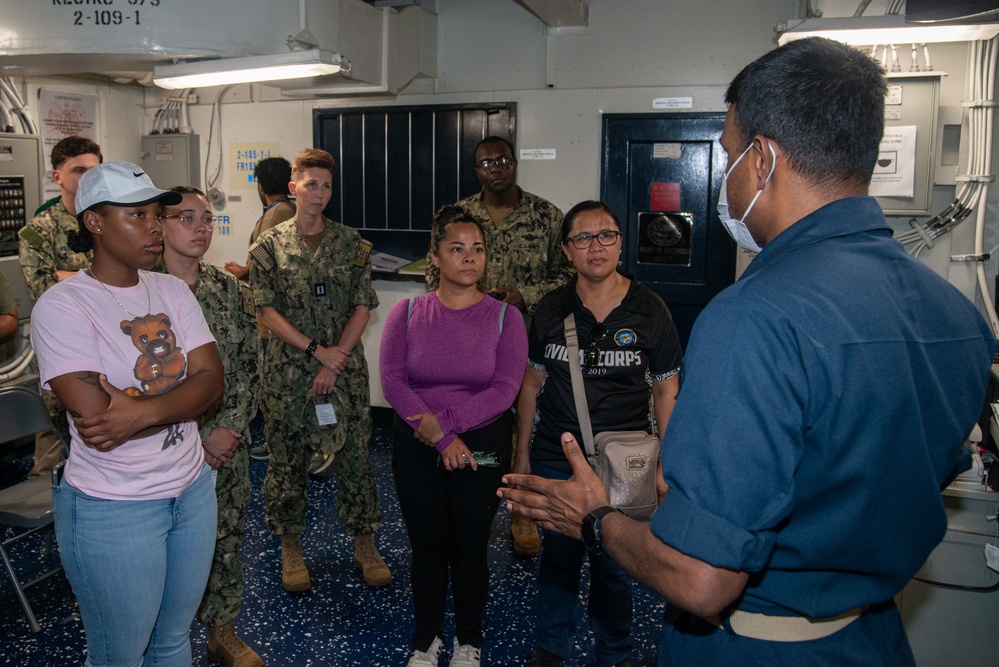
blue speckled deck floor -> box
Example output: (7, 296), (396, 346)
(0, 424), (665, 666)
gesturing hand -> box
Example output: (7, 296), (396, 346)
(498, 432), (610, 539)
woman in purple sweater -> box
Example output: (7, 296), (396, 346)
(380, 206), (528, 667)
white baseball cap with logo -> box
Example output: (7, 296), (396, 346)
(75, 161), (182, 216)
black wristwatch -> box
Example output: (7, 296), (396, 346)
(305, 340), (319, 357)
(581, 506), (622, 553)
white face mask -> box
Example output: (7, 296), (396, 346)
(717, 142), (776, 253)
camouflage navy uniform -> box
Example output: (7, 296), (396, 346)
(154, 261), (260, 628)
(18, 200), (91, 450)
(426, 187), (569, 329)
(19, 200), (93, 300)
(248, 198), (296, 340)
(0, 271), (13, 315)
(249, 216), (382, 537)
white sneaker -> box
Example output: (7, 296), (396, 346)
(449, 638), (481, 667)
(407, 636), (445, 667)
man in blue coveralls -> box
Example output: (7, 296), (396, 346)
(500, 37), (996, 666)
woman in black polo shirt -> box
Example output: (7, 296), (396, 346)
(515, 200), (682, 667)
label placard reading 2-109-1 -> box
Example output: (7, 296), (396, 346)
(58, 0), (161, 27)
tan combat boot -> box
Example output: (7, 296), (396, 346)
(511, 513), (541, 557)
(207, 622), (264, 667)
(280, 534), (311, 592)
(353, 533), (392, 586)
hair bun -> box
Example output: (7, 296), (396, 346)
(66, 227), (94, 253)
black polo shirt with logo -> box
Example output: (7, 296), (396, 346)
(527, 271), (683, 473)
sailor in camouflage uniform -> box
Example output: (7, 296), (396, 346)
(158, 186), (263, 667)
(18, 136), (102, 478)
(19, 136), (101, 299)
(249, 148), (390, 594)
(426, 136), (568, 330)
(19, 198), (93, 298)
(427, 135), (569, 559)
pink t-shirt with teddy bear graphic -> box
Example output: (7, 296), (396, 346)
(32, 270), (216, 500)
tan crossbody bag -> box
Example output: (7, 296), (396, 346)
(564, 313), (660, 521)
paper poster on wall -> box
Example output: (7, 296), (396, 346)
(870, 126), (916, 198)
(38, 89), (98, 199)
(229, 142), (281, 190)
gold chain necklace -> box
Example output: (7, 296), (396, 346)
(86, 267), (151, 318)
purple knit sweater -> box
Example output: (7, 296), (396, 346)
(379, 292), (528, 451)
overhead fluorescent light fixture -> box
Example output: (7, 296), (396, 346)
(153, 49), (348, 89)
(778, 15), (999, 46)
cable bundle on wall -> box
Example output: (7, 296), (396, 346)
(0, 78), (38, 134)
(969, 37), (999, 334)
(892, 37), (999, 334)
(203, 85), (232, 209)
(853, 0), (904, 17)
(150, 88), (192, 135)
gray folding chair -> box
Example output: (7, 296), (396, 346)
(0, 386), (67, 633)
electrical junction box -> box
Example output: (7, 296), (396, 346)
(0, 134), (43, 258)
(140, 134), (201, 191)
(875, 73), (941, 216)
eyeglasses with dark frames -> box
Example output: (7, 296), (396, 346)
(583, 322), (607, 368)
(567, 230), (622, 250)
(159, 213), (219, 230)
(475, 155), (516, 172)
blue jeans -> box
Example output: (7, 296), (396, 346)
(532, 460), (633, 666)
(54, 464), (217, 667)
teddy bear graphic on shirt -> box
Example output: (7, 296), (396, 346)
(120, 313), (188, 397)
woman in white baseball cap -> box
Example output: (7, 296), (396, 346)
(29, 161), (224, 667)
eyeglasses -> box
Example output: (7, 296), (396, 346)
(475, 155), (516, 172)
(159, 213), (218, 230)
(567, 230), (622, 250)
(583, 322), (607, 368)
